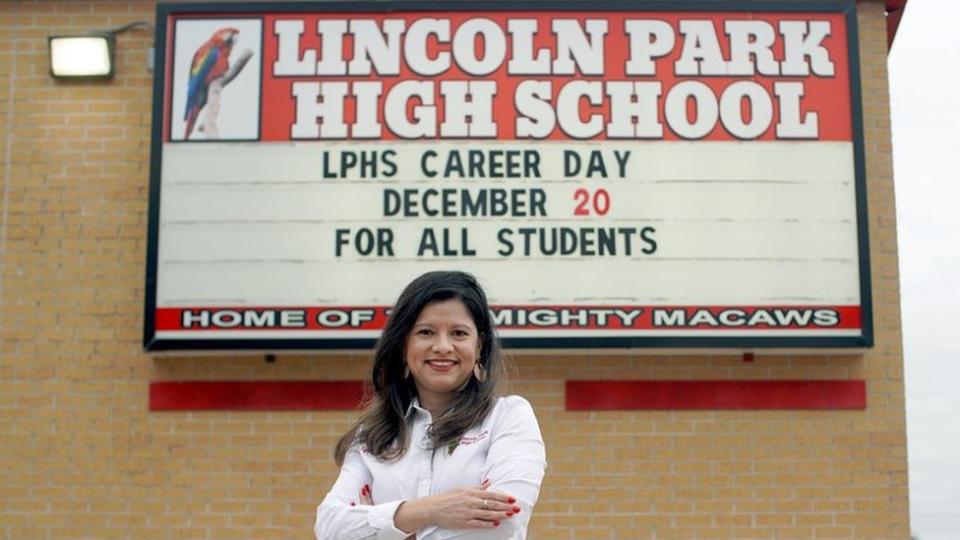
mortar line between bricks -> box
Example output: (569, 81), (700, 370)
(0, 31), (15, 339)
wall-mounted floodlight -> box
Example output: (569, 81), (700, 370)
(48, 21), (152, 80)
(49, 34), (115, 79)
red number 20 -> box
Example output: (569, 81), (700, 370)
(573, 188), (610, 216)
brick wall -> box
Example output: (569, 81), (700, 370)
(0, 1), (909, 538)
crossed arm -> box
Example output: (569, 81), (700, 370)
(314, 397), (546, 540)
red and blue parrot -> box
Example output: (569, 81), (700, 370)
(183, 28), (239, 139)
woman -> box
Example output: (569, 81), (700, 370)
(314, 271), (547, 540)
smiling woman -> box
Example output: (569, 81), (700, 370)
(405, 299), (482, 410)
(314, 271), (547, 540)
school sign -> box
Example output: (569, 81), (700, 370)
(145, 1), (872, 351)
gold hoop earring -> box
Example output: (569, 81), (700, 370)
(473, 363), (486, 383)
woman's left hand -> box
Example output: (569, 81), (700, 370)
(359, 483), (373, 505)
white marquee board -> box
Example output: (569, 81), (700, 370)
(145, 1), (873, 351)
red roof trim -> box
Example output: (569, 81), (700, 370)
(859, 0), (909, 48)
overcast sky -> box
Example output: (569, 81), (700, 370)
(888, 1), (960, 538)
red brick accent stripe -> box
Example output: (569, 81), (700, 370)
(566, 380), (866, 410)
(150, 381), (365, 411)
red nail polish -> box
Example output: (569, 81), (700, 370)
(350, 502), (356, 506)
(507, 497), (516, 504)
(513, 506), (521, 513)
(493, 521), (500, 527)
(506, 512), (513, 517)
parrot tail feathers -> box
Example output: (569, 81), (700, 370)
(184, 109), (199, 140)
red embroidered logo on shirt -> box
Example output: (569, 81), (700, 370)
(458, 430), (489, 446)
(447, 430), (490, 454)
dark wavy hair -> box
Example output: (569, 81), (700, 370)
(334, 271), (505, 465)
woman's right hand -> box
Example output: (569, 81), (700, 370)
(394, 479), (522, 532)
(429, 481), (521, 529)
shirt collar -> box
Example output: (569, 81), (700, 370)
(405, 397), (431, 420)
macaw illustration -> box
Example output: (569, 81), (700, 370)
(183, 27), (243, 139)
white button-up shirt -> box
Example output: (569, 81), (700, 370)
(315, 395), (547, 540)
